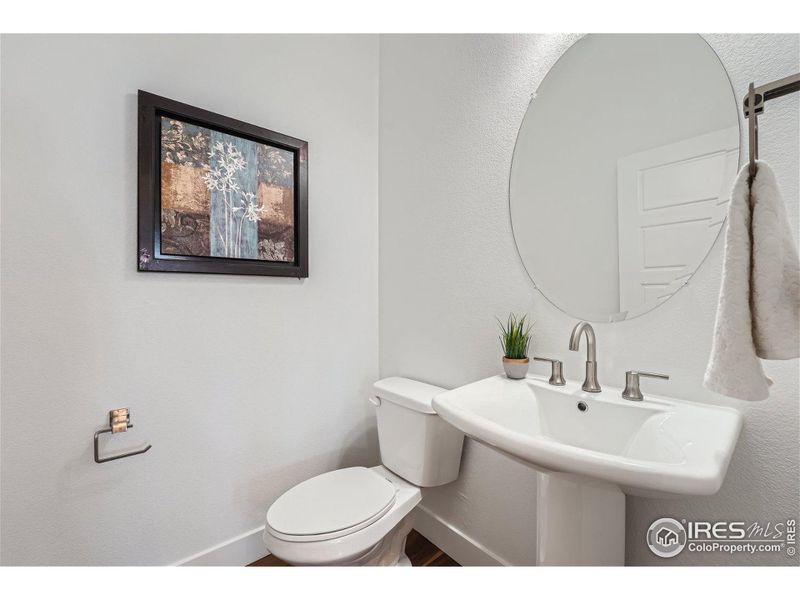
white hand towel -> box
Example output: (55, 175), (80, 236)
(704, 160), (800, 401)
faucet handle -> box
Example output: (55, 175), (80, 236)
(622, 371), (669, 401)
(533, 357), (566, 386)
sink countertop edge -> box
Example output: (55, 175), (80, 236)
(431, 375), (744, 497)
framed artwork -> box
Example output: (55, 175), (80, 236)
(137, 91), (308, 277)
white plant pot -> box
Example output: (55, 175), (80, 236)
(502, 357), (529, 379)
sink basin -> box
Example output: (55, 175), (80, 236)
(432, 375), (743, 497)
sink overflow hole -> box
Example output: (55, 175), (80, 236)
(576, 401), (588, 413)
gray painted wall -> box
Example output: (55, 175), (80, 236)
(1, 34), (380, 565)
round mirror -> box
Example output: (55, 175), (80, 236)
(510, 34), (740, 322)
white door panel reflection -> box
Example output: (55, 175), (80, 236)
(616, 126), (739, 318)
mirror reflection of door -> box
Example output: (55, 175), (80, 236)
(509, 34), (740, 322)
(616, 127), (739, 317)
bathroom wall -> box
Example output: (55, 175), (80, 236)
(1, 34), (380, 565)
(379, 33), (799, 566)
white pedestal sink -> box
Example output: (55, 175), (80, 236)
(432, 375), (743, 566)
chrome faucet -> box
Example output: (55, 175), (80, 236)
(568, 321), (601, 393)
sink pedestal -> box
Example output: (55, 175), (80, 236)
(536, 471), (625, 566)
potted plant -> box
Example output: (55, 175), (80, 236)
(498, 313), (532, 379)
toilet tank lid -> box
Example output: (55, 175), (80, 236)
(373, 377), (447, 414)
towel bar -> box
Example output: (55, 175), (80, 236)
(743, 72), (800, 181)
(93, 408), (152, 464)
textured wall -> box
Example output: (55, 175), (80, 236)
(1, 34), (380, 565)
(379, 33), (799, 566)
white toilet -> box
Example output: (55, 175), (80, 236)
(263, 377), (464, 566)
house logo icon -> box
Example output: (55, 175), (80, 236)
(657, 527), (678, 546)
(647, 518), (687, 558)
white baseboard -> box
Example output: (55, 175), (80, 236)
(173, 508), (508, 567)
(412, 504), (510, 566)
(174, 526), (267, 566)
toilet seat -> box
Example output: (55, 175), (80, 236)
(266, 467), (397, 542)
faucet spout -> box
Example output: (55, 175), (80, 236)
(568, 321), (601, 393)
(568, 321), (596, 361)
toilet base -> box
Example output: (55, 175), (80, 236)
(395, 553), (412, 567)
(279, 514), (414, 566)
(355, 514), (415, 566)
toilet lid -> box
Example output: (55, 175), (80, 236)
(266, 467), (397, 539)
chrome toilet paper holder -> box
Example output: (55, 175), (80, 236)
(93, 408), (152, 464)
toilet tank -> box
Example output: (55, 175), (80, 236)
(372, 377), (464, 487)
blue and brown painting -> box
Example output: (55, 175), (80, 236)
(160, 117), (295, 262)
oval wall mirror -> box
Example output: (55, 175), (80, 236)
(510, 34), (740, 322)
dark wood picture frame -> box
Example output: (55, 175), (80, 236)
(137, 90), (308, 277)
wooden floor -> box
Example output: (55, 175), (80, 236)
(249, 530), (459, 567)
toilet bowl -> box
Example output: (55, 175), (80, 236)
(264, 466), (421, 566)
(263, 377), (464, 566)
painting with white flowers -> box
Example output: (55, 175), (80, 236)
(159, 117), (296, 262)
(138, 92), (307, 276)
